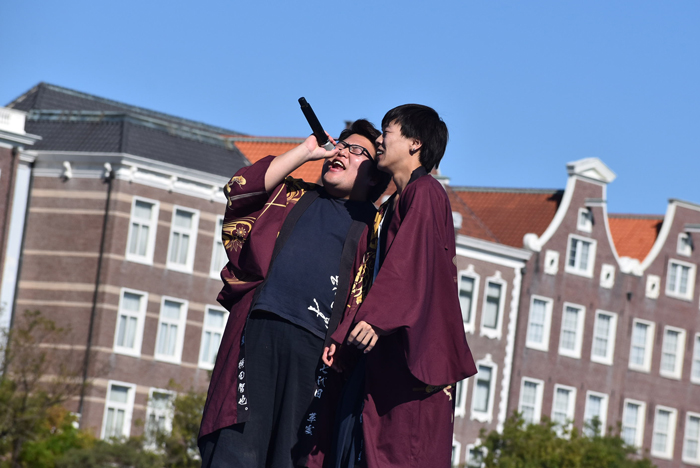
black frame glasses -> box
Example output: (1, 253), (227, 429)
(336, 140), (374, 162)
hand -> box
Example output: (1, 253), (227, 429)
(322, 344), (336, 368)
(303, 133), (338, 161)
(347, 321), (380, 353)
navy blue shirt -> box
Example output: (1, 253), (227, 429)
(254, 192), (375, 339)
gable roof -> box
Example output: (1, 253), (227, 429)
(449, 187), (563, 248)
(6, 83), (249, 177)
(230, 137), (324, 183)
(608, 214), (663, 262)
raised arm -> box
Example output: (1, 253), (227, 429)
(264, 134), (338, 192)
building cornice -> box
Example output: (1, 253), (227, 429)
(456, 235), (532, 263)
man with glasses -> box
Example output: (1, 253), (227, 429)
(199, 119), (390, 468)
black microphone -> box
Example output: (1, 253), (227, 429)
(298, 97), (335, 151)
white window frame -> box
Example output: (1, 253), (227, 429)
(452, 438), (462, 467)
(583, 391), (608, 436)
(651, 405), (677, 460)
(145, 388), (176, 446)
(564, 234), (597, 278)
(659, 325), (686, 380)
(525, 295), (553, 352)
(665, 258), (696, 301)
(678, 232), (693, 257)
(480, 272), (507, 340)
(125, 196), (159, 265)
(166, 205), (200, 273)
(621, 398), (646, 449)
(577, 208), (593, 233)
(629, 319), (655, 373)
(199, 305), (230, 370)
(209, 215), (228, 279)
(457, 266), (480, 334)
(518, 377), (544, 425)
(590, 310), (617, 366)
(101, 380), (136, 439)
(551, 384), (576, 436)
(683, 411), (700, 465)
(558, 302), (586, 359)
(465, 441), (485, 468)
(454, 378), (468, 418)
(692, 333), (700, 385)
(470, 358), (497, 423)
(113, 288), (148, 357)
(154, 297), (189, 364)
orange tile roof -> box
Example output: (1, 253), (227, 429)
(608, 215), (663, 262)
(450, 187), (563, 248)
(232, 137), (324, 183)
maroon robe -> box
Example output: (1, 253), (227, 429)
(329, 168), (478, 468)
(199, 156), (375, 441)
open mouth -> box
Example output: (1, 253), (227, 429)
(376, 149), (384, 157)
(329, 159), (346, 170)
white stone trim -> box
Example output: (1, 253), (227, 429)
(497, 266), (522, 432)
(457, 265), (480, 334)
(640, 202), (677, 271)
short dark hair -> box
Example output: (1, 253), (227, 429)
(338, 119), (390, 203)
(381, 104), (448, 172)
(338, 119), (381, 147)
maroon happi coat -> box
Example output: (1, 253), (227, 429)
(199, 156), (375, 441)
(329, 168), (478, 468)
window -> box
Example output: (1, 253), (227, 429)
(466, 443), (484, 467)
(113, 289), (148, 357)
(210, 215), (228, 279)
(125, 198), (158, 264)
(451, 439), (461, 467)
(678, 232), (693, 256)
(558, 303), (585, 359)
(167, 206), (199, 272)
(583, 391), (608, 436)
(660, 326), (686, 379)
(621, 399), (646, 449)
(155, 298), (188, 364)
(145, 389), (175, 446)
(651, 406), (677, 459)
(551, 385), (576, 435)
(102, 381), (136, 439)
(481, 274), (506, 339)
(590, 311), (617, 365)
(666, 259), (696, 300)
(471, 362), (496, 422)
(526, 296), (553, 351)
(519, 378), (544, 425)
(565, 235), (596, 277)
(692, 334), (700, 385)
(683, 412), (700, 464)
(629, 319), (655, 373)
(458, 272), (478, 332)
(454, 379), (468, 418)
(199, 307), (229, 370)
(577, 208), (593, 233)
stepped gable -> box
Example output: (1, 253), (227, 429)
(6, 83), (249, 177)
(450, 186), (563, 248)
(608, 214), (663, 262)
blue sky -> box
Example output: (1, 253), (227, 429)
(1, 1), (698, 214)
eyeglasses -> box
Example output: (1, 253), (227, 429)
(336, 140), (374, 162)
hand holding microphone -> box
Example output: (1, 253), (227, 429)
(298, 97), (336, 154)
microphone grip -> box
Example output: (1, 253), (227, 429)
(298, 97), (334, 151)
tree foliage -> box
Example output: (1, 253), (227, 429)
(470, 414), (656, 468)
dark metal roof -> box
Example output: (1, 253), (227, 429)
(8, 83), (249, 176)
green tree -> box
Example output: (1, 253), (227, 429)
(470, 414), (655, 468)
(154, 386), (206, 468)
(0, 310), (86, 468)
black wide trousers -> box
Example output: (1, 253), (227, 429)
(199, 312), (324, 468)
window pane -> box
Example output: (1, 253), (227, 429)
(200, 331), (212, 363)
(592, 314), (611, 357)
(669, 264), (678, 292)
(474, 366), (491, 412)
(110, 385), (129, 404)
(685, 416), (700, 460)
(569, 239), (578, 267)
(122, 292), (141, 311)
(483, 283), (501, 329)
(622, 403), (639, 445)
(560, 306), (579, 351)
(653, 410), (670, 453)
(693, 336), (700, 380)
(527, 299), (547, 344)
(174, 210), (193, 229)
(134, 200), (153, 220)
(137, 226), (149, 256)
(553, 388), (571, 426)
(178, 234), (190, 264)
(163, 301), (181, 320)
(630, 323), (648, 366)
(680, 265), (689, 294)
(206, 310), (225, 328)
(521, 382), (537, 423)
(169, 233), (181, 263)
(661, 330), (679, 372)
(580, 241), (590, 270)
(459, 276), (474, 324)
